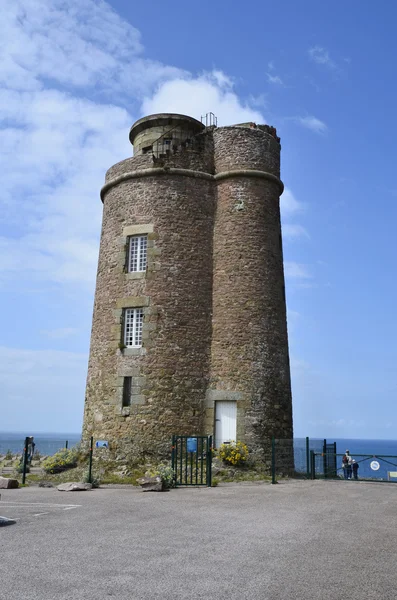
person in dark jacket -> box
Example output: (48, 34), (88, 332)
(352, 459), (359, 480)
(342, 451), (352, 479)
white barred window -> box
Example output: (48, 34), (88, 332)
(128, 235), (147, 272)
(124, 308), (144, 347)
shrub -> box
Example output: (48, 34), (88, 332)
(16, 461), (30, 474)
(146, 463), (175, 489)
(5, 449), (13, 461)
(157, 464), (175, 489)
(218, 441), (249, 466)
(42, 448), (78, 474)
(81, 470), (100, 488)
(71, 442), (89, 463)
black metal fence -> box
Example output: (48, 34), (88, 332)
(311, 452), (397, 482)
(3, 433), (397, 486)
(270, 437), (327, 481)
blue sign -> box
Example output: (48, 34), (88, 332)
(187, 437), (197, 453)
(95, 440), (109, 448)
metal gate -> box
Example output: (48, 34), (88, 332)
(171, 435), (212, 487)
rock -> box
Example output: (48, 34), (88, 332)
(0, 516), (16, 526)
(38, 481), (54, 488)
(137, 476), (163, 492)
(0, 477), (19, 489)
(57, 482), (93, 492)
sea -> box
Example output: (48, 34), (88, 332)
(1, 433), (396, 481)
(0, 432), (81, 457)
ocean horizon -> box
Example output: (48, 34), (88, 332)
(0, 431), (82, 456)
(1, 432), (396, 457)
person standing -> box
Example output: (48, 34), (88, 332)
(342, 453), (349, 479)
(345, 450), (353, 479)
(352, 459), (359, 480)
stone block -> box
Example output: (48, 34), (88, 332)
(131, 376), (146, 386)
(131, 394), (145, 405)
(116, 296), (150, 309)
(57, 482), (93, 492)
(205, 389), (242, 406)
(137, 476), (163, 491)
(123, 223), (154, 237)
(0, 477), (19, 489)
(123, 348), (145, 356)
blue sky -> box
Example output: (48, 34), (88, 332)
(1, 0), (396, 438)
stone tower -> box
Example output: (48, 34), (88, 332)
(82, 113), (293, 463)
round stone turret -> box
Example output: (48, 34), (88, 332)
(129, 113), (205, 156)
(209, 125), (292, 459)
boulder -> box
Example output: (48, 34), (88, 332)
(38, 481), (54, 488)
(57, 482), (92, 492)
(137, 476), (163, 492)
(0, 477), (19, 489)
(0, 516), (16, 527)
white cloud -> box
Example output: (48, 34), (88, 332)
(0, 89), (132, 286)
(284, 262), (312, 279)
(266, 73), (284, 85)
(1, 2), (268, 292)
(296, 116), (327, 134)
(142, 72), (264, 126)
(281, 188), (309, 243)
(308, 46), (336, 70)
(248, 93), (268, 109)
(1, 0), (184, 97)
(280, 187), (305, 217)
(282, 224), (310, 240)
(40, 328), (79, 339)
(211, 70), (234, 89)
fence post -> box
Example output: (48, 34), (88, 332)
(310, 450), (315, 480)
(65, 440), (68, 449)
(87, 436), (94, 484)
(306, 437), (310, 478)
(271, 437), (276, 484)
(22, 437), (29, 485)
(206, 436), (213, 487)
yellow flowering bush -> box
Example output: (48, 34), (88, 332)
(42, 449), (78, 474)
(218, 441), (249, 466)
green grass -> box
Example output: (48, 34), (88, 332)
(20, 465), (147, 487)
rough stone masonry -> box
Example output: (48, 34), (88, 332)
(82, 113), (293, 464)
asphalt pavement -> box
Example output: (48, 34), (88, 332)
(1, 480), (396, 600)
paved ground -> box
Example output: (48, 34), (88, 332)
(1, 480), (397, 600)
